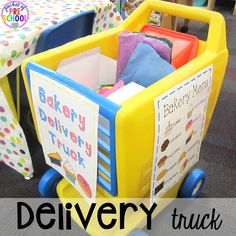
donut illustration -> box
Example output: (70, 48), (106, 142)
(77, 174), (92, 198)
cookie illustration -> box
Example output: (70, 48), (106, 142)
(156, 169), (168, 181)
(63, 161), (76, 184)
(161, 139), (169, 152)
(77, 174), (92, 198)
(157, 156), (167, 168)
(48, 152), (62, 167)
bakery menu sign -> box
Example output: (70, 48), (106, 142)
(150, 65), (213, 205)
(30, 70), (99, 204)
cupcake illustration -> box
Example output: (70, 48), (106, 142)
(63, 161), (76, 184)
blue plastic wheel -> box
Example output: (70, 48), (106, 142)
(38, 168), (62, 197)
(129, 229), (149, 236)
(179, 168), (206, 198)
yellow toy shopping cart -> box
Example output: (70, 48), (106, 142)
(21, 0), (228, 235)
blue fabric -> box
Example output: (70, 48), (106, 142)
(119, 43), (175, 87)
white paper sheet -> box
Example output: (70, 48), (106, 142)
(30, 70), (99, 203)
(56, 48), (117, 90)
(150, 65), (213, 205)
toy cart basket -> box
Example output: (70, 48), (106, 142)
(22, 0), (228, 235)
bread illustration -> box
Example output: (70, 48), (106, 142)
(63, 161), (76, 184)
(180, 159), (188, 173)
(156, 169), (168, 181)
(48, 152), (62, 167)
(185, 119), (193, 131)
(178, 152), (186, 164)
(161, 139), (169, 152)
(77, 174), (92, 198)
(157, 156), (167, 168)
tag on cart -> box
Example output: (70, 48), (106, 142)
(151, 65), (213, 205)
(0, 87), (34, 178)
(29, 70), (99, 204)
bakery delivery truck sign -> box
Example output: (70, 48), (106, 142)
(151, 65), (213, 205)
(30, 70), (99, 203)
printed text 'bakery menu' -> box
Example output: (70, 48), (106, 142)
(151, 65), (213, 205)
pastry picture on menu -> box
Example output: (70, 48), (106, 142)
(154, 181), (164, 195)
(161, 139), (169, 152)
(186, 130), (194, 145)
(180, 159), (188, 173)
(77, 174), (92, 198)
(178, 152), (186, 164)
(156, 169), (168, 181)
(63, 161), (76, 184)
(157, 156), (168, 168)
(185, 119), (193, 131)
(187, 106), (193, 119)
(48, 152), (62, 167)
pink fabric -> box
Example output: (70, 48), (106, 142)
(97, 80), (124, 97)
(117, 31), (172, 79)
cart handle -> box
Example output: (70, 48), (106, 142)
(120, 0), (226, 54)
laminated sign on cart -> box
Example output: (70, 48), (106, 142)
(29, 70), (99, 203)
(0, 87), (34, 178)
(151, 65), (213, 205)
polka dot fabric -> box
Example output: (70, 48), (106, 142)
(0, 87), (34, 178)
(0, 0), (122, 78)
